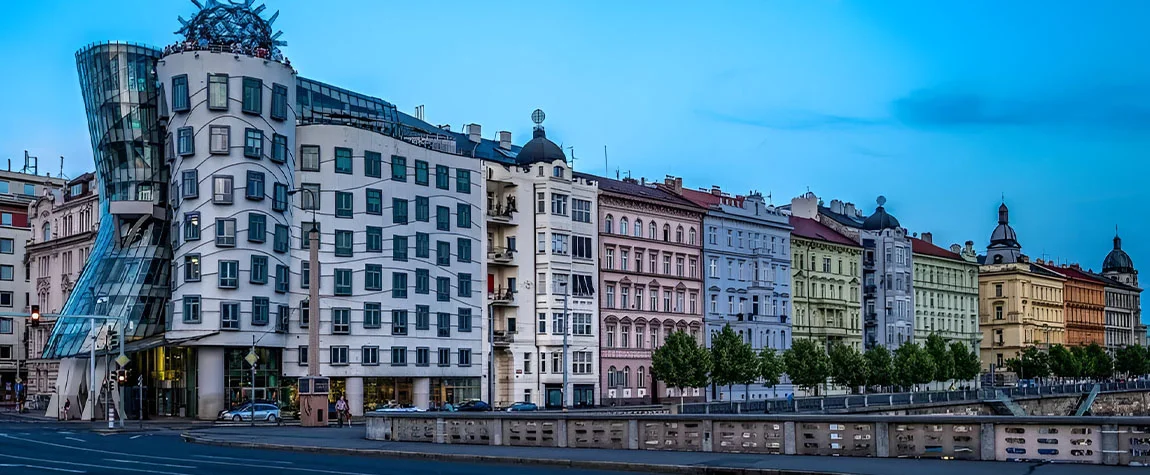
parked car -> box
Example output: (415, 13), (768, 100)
(219, 403), (281, 422)
(457, 400), (492, 412)
(1017, 379), (1038, 388)
(506, 402), (538, 412)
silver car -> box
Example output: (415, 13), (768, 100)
(219, 403), (281, 422)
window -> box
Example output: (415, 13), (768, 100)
(181, 170), (198, 199)
(552, 233), (569, 255)
(271, 83), (288, 120)
(573, 236), (593, 259)
(215, 218), (236, 247)
(335, 230), (354, 257)
(0, 239), (11, 254)
(458, 273), (472, 298)
(572, 313), (592, 336)
(572, 199), (592, 222)
(366, 226), (382, 252)
(298, 346), (308, 365)
(393, 235), (408, 261)
(0, 292), (9, 307)
(457, 203), (471, 228)
(415, 269), (430, 294)
(458, 308), (472, 332)
(456, 169), (470, 193)
(299, 184), (321, 211)
(0, 213), (9, 226)
(218, 260), (238, 288)
(362, 347), (379, 366)
(364, 302), (382, 328)
(274, 224), (289, 253)
(365, 264), (382, 291)
(437, 312), (451, 337)
(208, 74), (228, 110)
(177, 127), (194, 156)
(995, 284), (1003, 297)
(184, 213), (202, 241)
(300, 145), (320, 171)
(335, 191), (353, 218)
(416, 305), (430, 330)
(416, 233), (429, 258)
(335, 147), (352, 174)
(438, 348), (451, 366)
(248, 212), (266, 242)
(414, 196), (430, 222)
(415, 160), (429, 185)
(271, 134), (287, 163)
(551, 193), (568, 215)
(300, 300), (310, 327)
(275, 264), (288, 293)
(331, 268), (349, 296)
(273, 183), (288, 212)
(553, 165), (564, 178)
(250, 255), (268, 284)
(436, 277), (450, 302)
(242, 77), (262, 114)
(552, 312), (566, 334)
(244, 128), (263, 158)
(184, 254), (201, 282)
(572, 351), (592, 374)
(245, 171), (264, 200)
(221, 302), (240, 330)
(436, 241), (450, 266)
(537, 192), (546, 214)
(172, 75), (189, 112)
(252, 297), (269, 325)
(393, 198), (408, 224)
(363, 150), (381, 178)
(182, 296), (201, 323)
(689, 228), (697, 245)
(435, 165), (449, 189)
(330, 346), (349, 365)
(457, 238), (472, 263)
(332, 308), (350, 334)
(391, 155), (407, 181)
(995, 305), (1004, 320)
(392, 272), (408, 298)
(416, 348), (430, 366)
(212, 175), (233, 204)
(458, 349), (473, 366)
(436, 206), (450, 231)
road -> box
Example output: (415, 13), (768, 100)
(0, 420), (632, 475)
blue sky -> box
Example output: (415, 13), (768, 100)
(0, 0), (1147, 275)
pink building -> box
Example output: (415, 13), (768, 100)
(584, 174), (707, 406)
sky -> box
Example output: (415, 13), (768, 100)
(0, 0), (1147, 274)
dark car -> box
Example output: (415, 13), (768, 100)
(506, 402), (538, 412)
(457, 400), (492, 412)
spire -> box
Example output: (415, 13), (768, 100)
(1114, 233), (1122, 250)
(998, 203), (1009, 225)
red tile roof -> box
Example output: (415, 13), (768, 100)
(789, 216), (859, 247)
(911, 237), (965, 262)
(1037, 262), (1109, 285)
(679, 188), (746, 208)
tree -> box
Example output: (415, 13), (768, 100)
(949, 342), (981, 384)
(864, 346), (894, 390)
(893, 342), (935, 390)
(925, 334), (954, 385)
(1084, 343), (1113, 380)
(783, 338), (830, 395)
(828, 342), (868, 393)
(730, 334), (762, 401)
(759, 347), (784, 389)
(1071, 345), (1091, 378)
(1115, 345), (1146, 378)
(1048, 344), (1082, 380)
(651, 330), (712, 408)
(709, 325), (742, 398)
(1005, 346), (1049, 380)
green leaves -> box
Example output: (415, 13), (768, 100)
(925, 334), (954, 383)
(783, 339), (830, 393)
(949, 341), (981, 382)
(828, 342), (868, 392)
(1005, 346), (1050, 379)
(1115, 345), (1147, 377)
(651, 330), (712, 393)
(864, 346), (893, 388)
(758, 347), (783, 388)
(1049, 344), (1081, 378)
(893, 342), (935, 389)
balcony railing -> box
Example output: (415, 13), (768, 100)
(493, 330), (515, 346)
(486, 202), (517, 222)
(863, 258), (875, 268)
(489, 288), (516, 305)
(488, 247), (516, 264)
(864, 284), (877, 295)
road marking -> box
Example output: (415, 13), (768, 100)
(0, 434), (371, 475)
(0, 454), (186, 475)
(0, 462), (87, 473)
(130, 435), (143, 439)
(106, 459), (198, 469)
(193, 454), (292, 464)
(64, 437), (86, 443)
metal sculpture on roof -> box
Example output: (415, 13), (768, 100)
(176, 0), (286, 55)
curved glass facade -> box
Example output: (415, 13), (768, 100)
(44, 42), (172, 358)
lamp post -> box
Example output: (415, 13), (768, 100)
(559, 282), (569, 410)
(287, 187), (327, 426)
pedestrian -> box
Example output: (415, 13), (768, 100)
(335, 395), (348, 427)
(61, 399), (71, 421)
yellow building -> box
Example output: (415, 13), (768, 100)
(912, 235), (981, 352)
(977, 204), (1065, 370)
(790, 216), (864, 350)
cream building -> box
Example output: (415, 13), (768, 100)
(912, 234), (980, 352)
(789, 213), (863, 350)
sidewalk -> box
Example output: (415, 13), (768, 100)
(181, 426), (1136, 475)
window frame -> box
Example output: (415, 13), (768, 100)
(334, 147), (353, 174)
(207, 73), (228, 111)
(172, 74), (189, 112)
(245, 170), (265, 200)
(242, 77), (262, 115)
(243, 128), (263, 159)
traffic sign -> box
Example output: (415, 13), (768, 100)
(244, 351), (259, 366)
(115, 354), (130, 367)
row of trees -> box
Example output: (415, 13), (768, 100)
(1005, 342), (1150, 381)
(650, 325), (983, 404)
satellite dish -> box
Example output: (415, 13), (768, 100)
(876, 195), (887, 207)
(531, 109), (546, 125)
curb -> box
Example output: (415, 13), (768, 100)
(180, 433), (845, 475)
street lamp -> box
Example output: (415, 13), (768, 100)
(286, 187), (328, 427)
(558, 282), (569, 410)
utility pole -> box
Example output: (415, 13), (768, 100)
(487, 303), (493, 405)
(250, 335), (256, 426)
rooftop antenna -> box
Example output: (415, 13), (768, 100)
(767, 191), (773, 206)
(21, 150), (38, 175)
(567, 146), (576, 170)
(414, 105), (424, 122)
(603, 145), (608, 176)
(57, 155), (69, 181)
(615, 167), (620, 180)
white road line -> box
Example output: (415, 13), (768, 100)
(64, 437), (86, 443)
(106, 459), (198, 469)
(193, 454), (292, 464)
(0, 434), (372, 475)
(130, 435), (143, 439)
(0, 453), (187, 475)
(0, 462), (87, 473)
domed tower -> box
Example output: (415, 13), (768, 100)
(986, 203), (1021, 264)
(861, 196), (901, 231)
(1103, 232), (1138, 286)
(514, 111), (567, 166)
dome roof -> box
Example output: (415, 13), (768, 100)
(989, 203), (1020, 246)
(1103, 234), (1136, 274)
(860, 196), (900, 230)
(176, 0), (286, 55)
(515, 127), (566, 165)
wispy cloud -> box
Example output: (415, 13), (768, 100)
(695, 109), (886, 131)
(890, 86), (1150, 131)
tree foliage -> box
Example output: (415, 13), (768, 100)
(864, 346), (894, 388)
(893, 342), (935, 389)
(925, 334), (954, 383)
(758, 347), (784, 388)
(1048, 344), (1082, 379)
(949, 342), (981, 383)
(1084, 342), (1113, 380)
(1116, 345), (1148, 378)
(1005, 346), (1050, 380)
(828, 342), (868, 392)
(708, 325), (743, 389)
(651, 330), (712, 405)
(783, 338), (830, 394)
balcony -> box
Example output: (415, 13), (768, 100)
(486, 202), (517, 223)
(489, 288), (516, 306)
(863, 258), (875, 269)
(493, 330), (515, 347)
(864, 284), (876, 296)
(749, 280), (773, 289)
(488, 247), (517, 265)
(993, 340), (1005, 347)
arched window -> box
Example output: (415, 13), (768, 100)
(633, 219), (642, 237)
(608, 366), (618, 387)
(649, 222), (657, 240)
(689, 228), (697, 245)
(662, 224), (670, 242)
(637, 366), (645, 388)
(619, 217), (628, 235)
(604, 215), (613, 234)
(623, 366), (631, 388)
(42, 223), (51, 242)
(675, 226), (684, 243)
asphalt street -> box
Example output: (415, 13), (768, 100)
(0, 419), (632, 475)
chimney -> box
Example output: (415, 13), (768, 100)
(498, 131), (512, 150)
(438, 124), (452, 132)
(1020, 255), (1030, 263)
(711, 185), (721, 196)
(830, 199), (844, 214)
(921, 232), (932, 244)
(622, 177), (638, 184)
(1036, 258), (1044, 265)
(845, 202), (857, 217)
(640, 177), (647, 186)
(466, 123), (482, 143)
(790, 192), (819, 219)
(662, 176), (683, 194)
(1071, 263), (1081, 270)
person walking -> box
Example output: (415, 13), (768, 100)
(335, 395), (348, 427)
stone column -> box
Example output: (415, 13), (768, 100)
(197, 347), (225, 420)
(414, 377), (431, 409)
(346, 377), (364, 416)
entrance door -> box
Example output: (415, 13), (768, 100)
(488, 274), (495, 293)
(545, 386), (563, 409)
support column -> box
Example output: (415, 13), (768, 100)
(346, 377), (364, 417)
(197, 347), (225, 420)
(414, 377), (430, 409)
